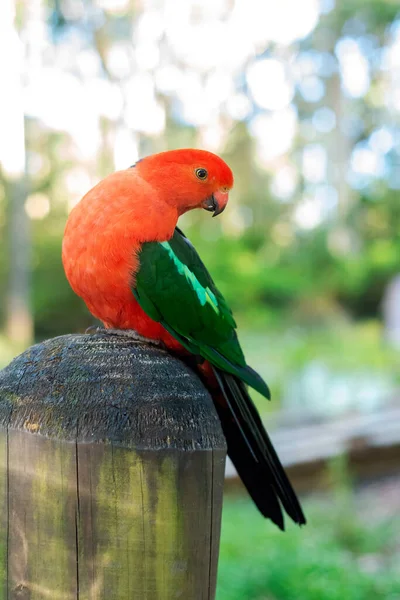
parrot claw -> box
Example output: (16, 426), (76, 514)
(85, 325), (102, 335)
(94, 327), (162, 346)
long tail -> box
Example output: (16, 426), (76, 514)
(212, 367), (306, 530)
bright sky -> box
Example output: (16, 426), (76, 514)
(1, 0), (399, 228)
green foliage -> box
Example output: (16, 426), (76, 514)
(234, 320), (399, 414)
(217, 489), (400, 600)
(31, 228), (94, 339)
(334, 0), (400, 30)
(181, 196), (400, 327)
(0, 336), (18, 370)
(1, 0), (400, 344)
(2, 195), (399, 341)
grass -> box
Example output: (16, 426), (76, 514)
(217, 481), (400, 600)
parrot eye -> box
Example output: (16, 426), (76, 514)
(195, 168), (208, 181)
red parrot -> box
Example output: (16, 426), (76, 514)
(62, 149), (306, 530)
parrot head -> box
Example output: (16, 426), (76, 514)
(134, 149), (234, 217)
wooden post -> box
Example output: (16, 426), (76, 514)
(0, 331), (227, 600)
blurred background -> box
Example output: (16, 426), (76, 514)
(1, 0), (400, 597)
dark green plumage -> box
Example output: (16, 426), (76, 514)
(132, 227), (306, 529)
(133, 227), (270, 399)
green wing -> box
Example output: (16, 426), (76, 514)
(132, 227), (270, 399)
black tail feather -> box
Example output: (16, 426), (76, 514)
(212, 367), (306, 529)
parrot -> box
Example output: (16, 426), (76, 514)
(62, 148), (306, 530)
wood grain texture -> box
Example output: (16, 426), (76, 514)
(0, 430), (7, 600)
(7, 430), (78, 600)
(0, 331), (227, 600)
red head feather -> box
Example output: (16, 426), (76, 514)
(136, 149), (234, 215)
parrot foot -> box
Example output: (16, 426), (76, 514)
(87, 326), (162, 347)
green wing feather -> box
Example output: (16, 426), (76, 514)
(133, 227), (270, 399)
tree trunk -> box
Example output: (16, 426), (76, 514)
(0, 0), (33, 346)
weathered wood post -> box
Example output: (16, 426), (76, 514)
(0, 330), (227, 600)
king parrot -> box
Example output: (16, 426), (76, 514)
(62, 148), (306, 530)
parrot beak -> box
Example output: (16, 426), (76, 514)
(202, 190), (229, 217)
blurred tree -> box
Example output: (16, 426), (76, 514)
(0, 0), (33, 346)
(1, 0), (400, 340)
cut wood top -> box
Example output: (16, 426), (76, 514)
(0, 330), (226, 451)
